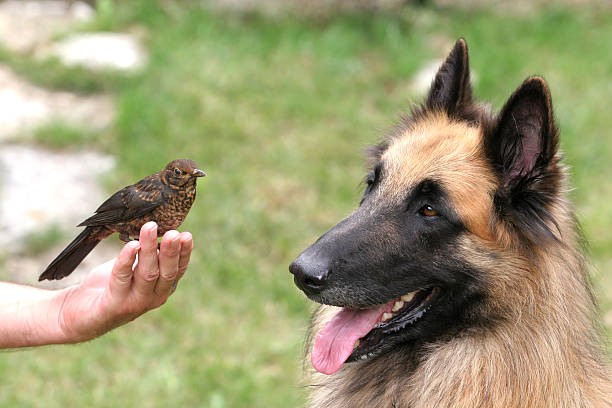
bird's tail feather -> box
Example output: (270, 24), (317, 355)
(38, 226), (102, 281)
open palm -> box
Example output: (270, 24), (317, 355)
(57, 222), (193, 343)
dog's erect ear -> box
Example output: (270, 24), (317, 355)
(486, 76), (561, 244)
(426, 38), (472, 115)
(487, 76), (558, 189)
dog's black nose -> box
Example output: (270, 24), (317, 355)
(289, 254), (330, 296)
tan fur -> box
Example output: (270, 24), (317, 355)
(380, 111), (496, 240)
(303, 113), (611, 408)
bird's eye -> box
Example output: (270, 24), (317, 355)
(420, 205), (438, 217)
(174, 168), (182, 176)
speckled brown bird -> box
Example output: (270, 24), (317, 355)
(39, 159), (206, 281)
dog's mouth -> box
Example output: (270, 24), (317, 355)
(311, 286), (440, 375)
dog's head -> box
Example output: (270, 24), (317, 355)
(290, 39), (563, 375)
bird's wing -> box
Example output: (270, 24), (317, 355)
(78, 175), (166, 226)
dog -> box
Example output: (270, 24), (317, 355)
(289, 38), (611, 407)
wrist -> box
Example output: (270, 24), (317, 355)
(49, 287), (79, 344)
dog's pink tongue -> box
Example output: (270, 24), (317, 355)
(312, 305), (386, 375)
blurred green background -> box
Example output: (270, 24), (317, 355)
(0, 0), (610, 407)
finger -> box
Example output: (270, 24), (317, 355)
(154, 230), (181, 296)
(108, 241), (141, 299)
(176, 232), (193, 281)
(132, 222), (160, 298)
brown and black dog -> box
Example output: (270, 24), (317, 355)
(290, 39), (611, 407)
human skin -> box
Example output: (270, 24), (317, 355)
(0, 221), (193, 348)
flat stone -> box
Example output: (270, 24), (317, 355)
(0, 64), (114, 140)
(0, 145), (115, 249)
(51, 32), (147, 72)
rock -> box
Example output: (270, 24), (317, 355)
(0, 65), (114, 140)
(51, 32), (148, 72)
(0, 145), (115, 250)
(0, 0), (95, 53)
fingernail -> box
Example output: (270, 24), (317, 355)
(180, 232), (193, 247)
(165, 230), (179, 241)
(143, 221), (157, 233)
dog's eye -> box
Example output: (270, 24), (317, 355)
(366, 171), (376, 186)
(420, 205), (439, 217)
(366, 165), (382, 186)
(361, 170), (378, 204)
(361, 165), (382, 205)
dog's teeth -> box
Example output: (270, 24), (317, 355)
(392, 301), (404, 312)
(401, 292), (416, 303)
(382, 313), (393, 322)
(353, 340), (360, 349)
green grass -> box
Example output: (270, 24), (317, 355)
(1, 2), (610, 407)
(20, 225), (65, 257)
(29, 121), (105, 150)
(0, 46), (126, 95)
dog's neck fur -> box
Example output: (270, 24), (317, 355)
(304, 199), (611, 408)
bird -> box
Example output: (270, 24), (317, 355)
(38, 159), (206, 281)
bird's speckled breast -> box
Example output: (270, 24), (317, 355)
(113, 180), (197, 238)
(153, 182), (197, 234)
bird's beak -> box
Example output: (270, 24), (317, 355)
(193, 169), (207, 177)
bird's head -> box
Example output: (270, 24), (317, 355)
(163, 159), (206, 187)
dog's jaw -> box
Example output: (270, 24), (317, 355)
(310, 287), (440, 374)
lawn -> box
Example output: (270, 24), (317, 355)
(0, 1), (610, 407)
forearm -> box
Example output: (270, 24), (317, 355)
(0, 282), (68, 348)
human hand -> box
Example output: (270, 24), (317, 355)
(54, 221), (193, 343)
